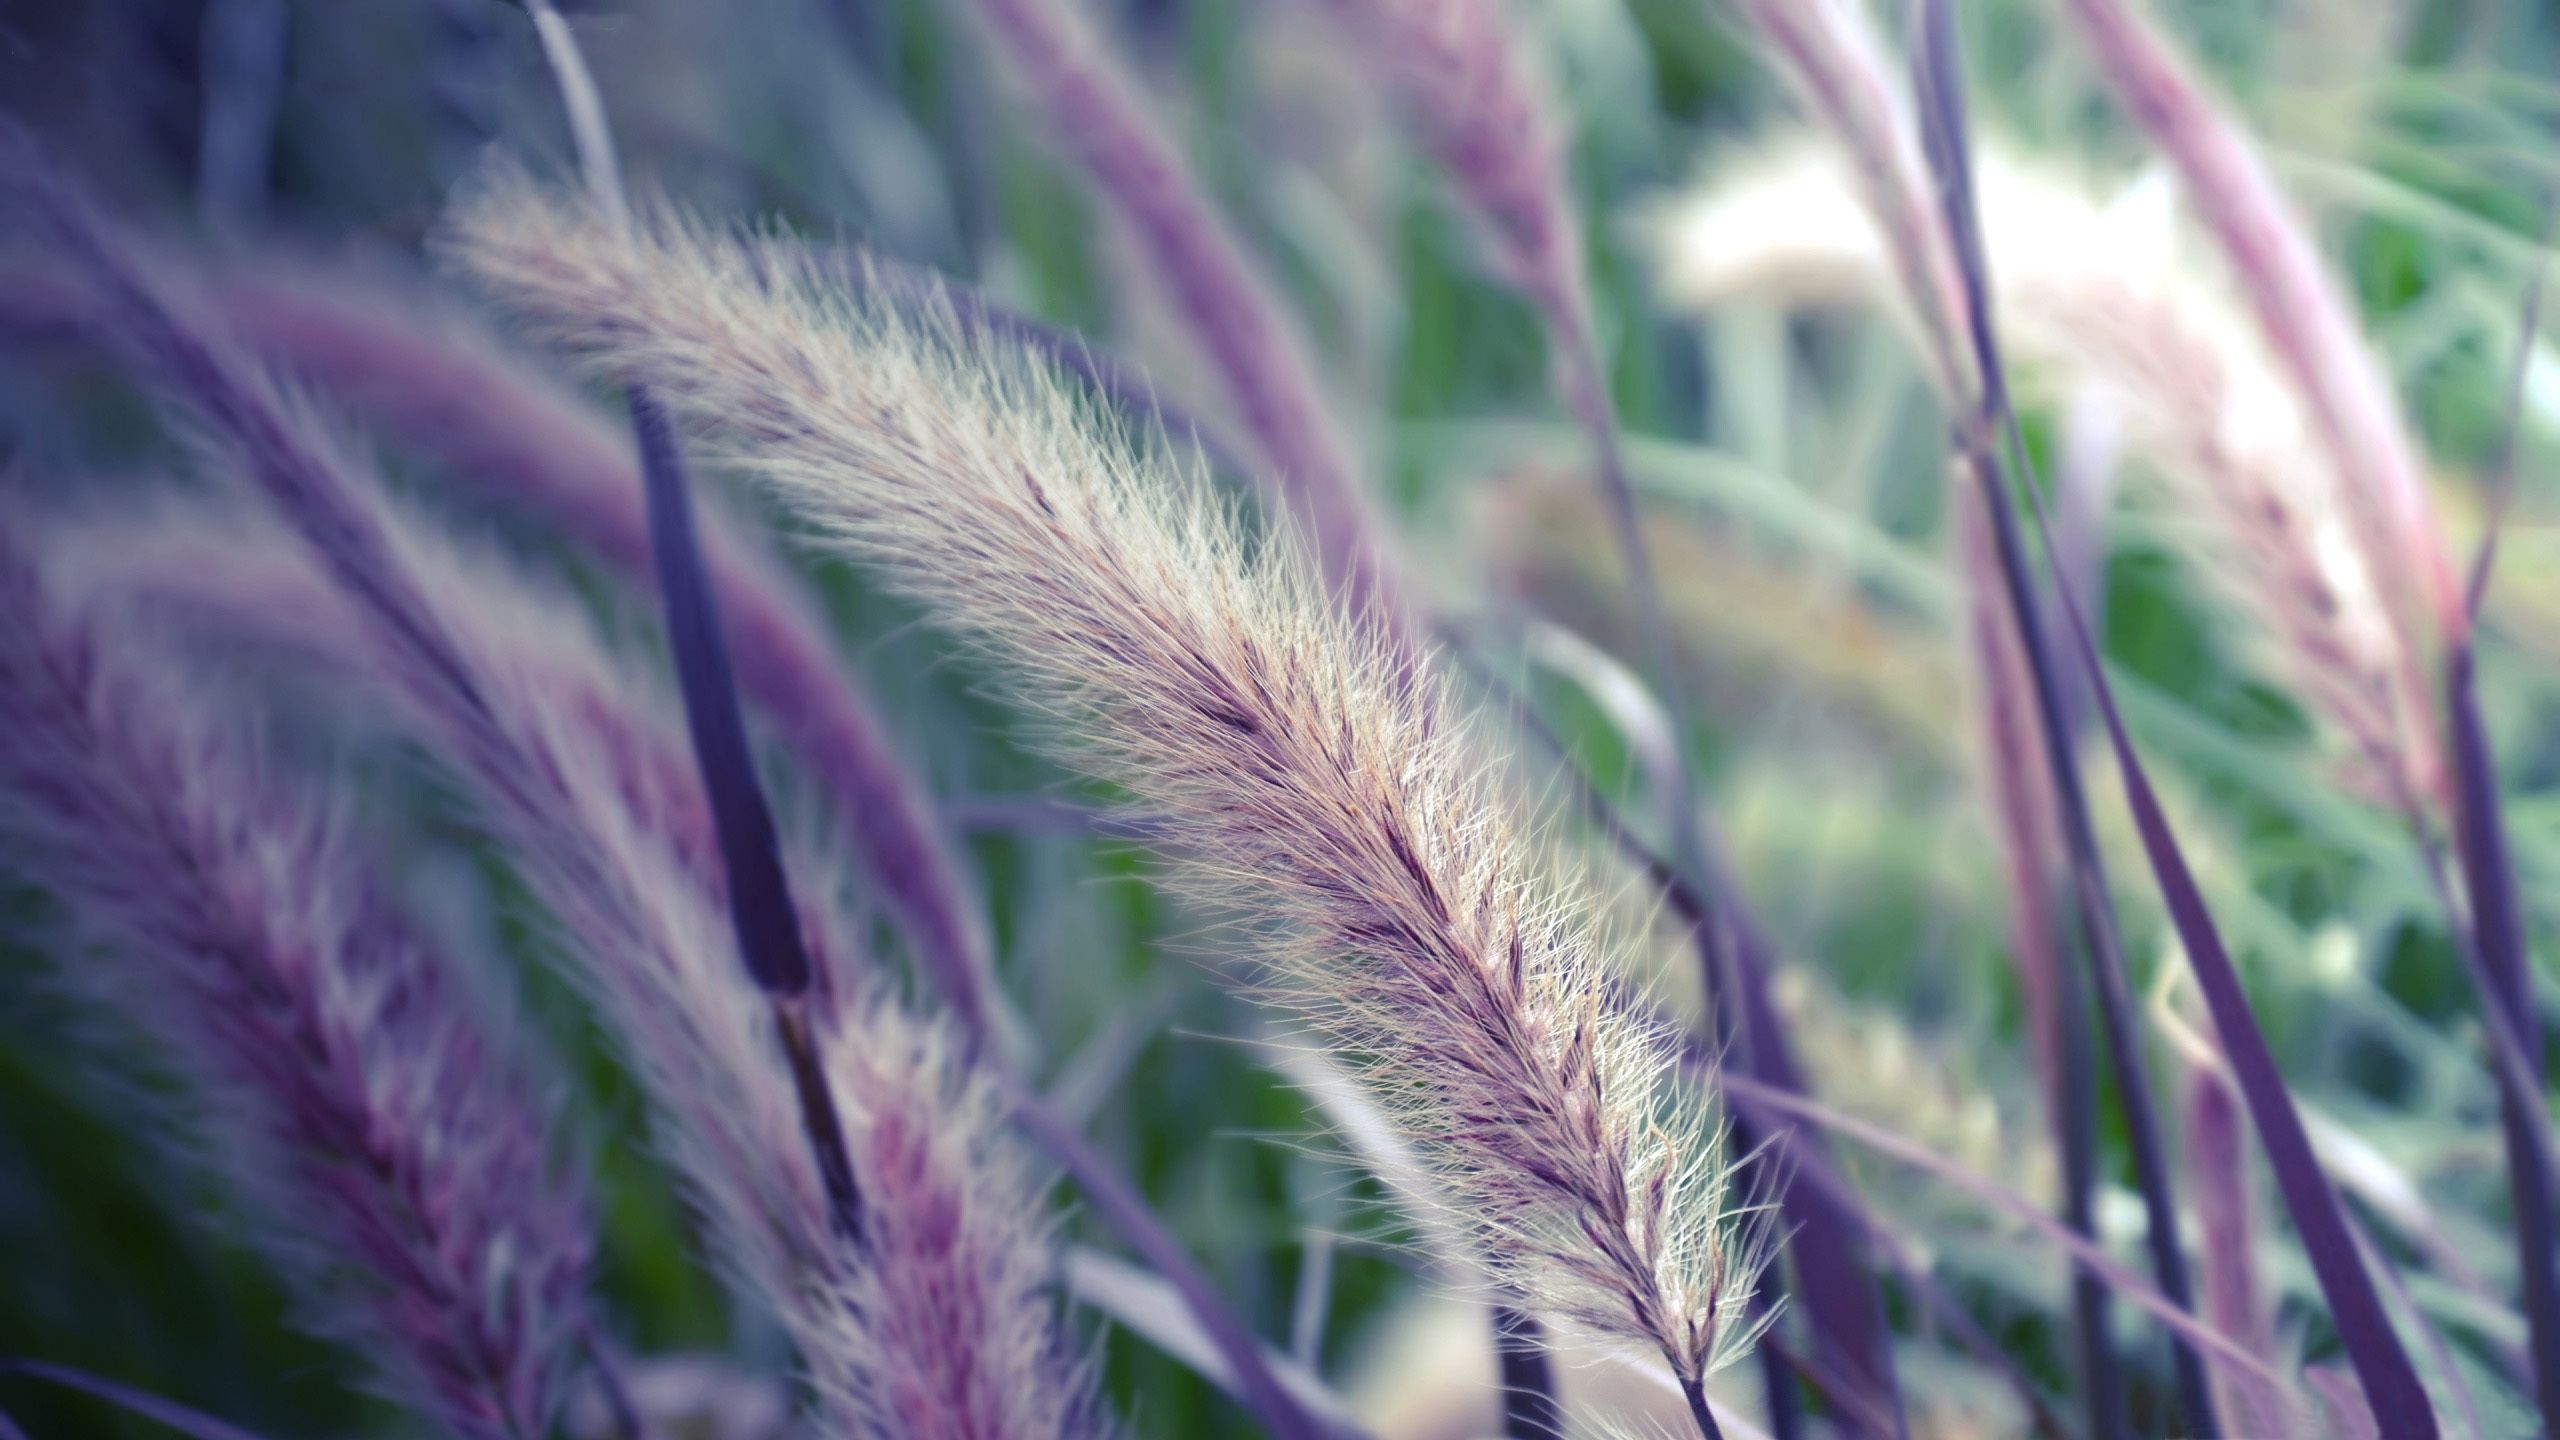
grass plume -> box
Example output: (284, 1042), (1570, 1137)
(6, 156), (1109, 1438)
(0, 517), (593, 1440)
(446, 180), (1764, 1428)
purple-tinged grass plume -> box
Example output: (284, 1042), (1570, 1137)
(0, 516), (592, 1440)
(1647, 148), (2433, 818)
(1311, 0), (1581, 325)
(1725, 0), (1967, 398)
(962, 0), (1412, 639)
(203, 268), (1008, 1051)
(445, 183), (1765, 1435)
(811, 1011), (1114, 1440)
(1321, 9), (1898, 1431)
(6, 154), (1110, 1439)
(2059, 0), (2461, 661)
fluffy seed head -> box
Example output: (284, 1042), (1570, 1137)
(805, 1000), (1110, 1440)
(446, 180), (1764, 1391)
(11, 172), (1103, 1429)
(0, 516), (593, 1440)
(1649, 146), (2439, 816)
(2060, 0), (2462, 653)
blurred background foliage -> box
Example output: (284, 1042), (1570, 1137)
(4, 0), (2560, 1435)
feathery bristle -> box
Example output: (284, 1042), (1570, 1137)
(446, 182), (1764, 1398)
(963, 0), (1409, 636)
(0, 518), (592, 1440)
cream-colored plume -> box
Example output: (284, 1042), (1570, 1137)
(446, 175), (1762, 1403)
(1644, 144), (2434, 814)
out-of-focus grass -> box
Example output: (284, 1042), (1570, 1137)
(3, 0), (2558, 1436)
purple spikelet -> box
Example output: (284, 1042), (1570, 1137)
(0, 518), (593, 1440)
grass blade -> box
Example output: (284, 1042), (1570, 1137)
(1907, 3), (2215, 1431)
(2445, 243), (2560, 1435)
(1716, 1078), (2300, 1399)
(632, 394), (814, 1000)
(0, 1362), (276, 1440)
(2080, 638), (2438, 1435)
(1909, 3), (2440, 1426)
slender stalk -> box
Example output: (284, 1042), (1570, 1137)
(1956, 501), (2121, 1436)
(1682, 1376), (1730, 1440)
(522, 0), (867, 1245)
(1912, 3), (2438, 1425)
(0, 1363), (275, 1440)
(1905, 5), (2217, 1432)
(2445, 244), (2560, 1435)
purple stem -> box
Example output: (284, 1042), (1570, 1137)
(2076, 620), (2437, 1436)
(2448, 639), (2560, 1434)
(1492, 1308), (1565, 1440)
(633, 394), (812, 1000)
(630, 392), (868, 1245)
(2446, 243), (2560, 1437)
(1717, 1077), (2299, 1393)
(0, 1363), (276, 1440)
(1907, 5), (2215, 1432)
(1908, 6), (2439, 1417)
